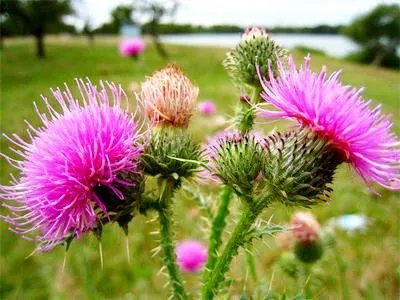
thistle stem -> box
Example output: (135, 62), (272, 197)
(202, 187), (233, 285)
(158, 179), (188, 300)
(202, 202), (264, 299)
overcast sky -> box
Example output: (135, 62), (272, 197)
(72, 0), (400, 29)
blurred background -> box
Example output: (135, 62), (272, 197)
(0, 0), (399, 299)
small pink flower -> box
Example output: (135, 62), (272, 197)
(176, 240), (207, 272)
(119, 38), (145, 57)
(291, 212), (320, 243)
(198, 100), (216, 116)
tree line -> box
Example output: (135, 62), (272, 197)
(0, 1), (398, 68)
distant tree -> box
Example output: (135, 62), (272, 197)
(135, 0), (179, 58)
(343, 4), (400, 67)
(82, 20), (94, 45)
(0, 0), (73, 58)
(93, 4), (135, 34)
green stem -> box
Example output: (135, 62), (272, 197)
(158, 179), (188, 300)
(202, 202), (264, 299)
(202, 187), (233, 286)
(245, 245), (258, 282)
(303, 264), (312, 298)
(334, 244), (350, 300)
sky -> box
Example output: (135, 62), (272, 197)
(72, 0), (400, 29)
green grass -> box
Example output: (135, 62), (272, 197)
(0, 37), (399, 299)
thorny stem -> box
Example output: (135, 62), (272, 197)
(202, 187), (233, 288)
(158, 178), (188, 300)
(202, 201), (264, 299)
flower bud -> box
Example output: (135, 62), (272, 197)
(223, 27), (287, 95)
(140, 64), (199, 128)
(141, 127), (202, 180)
(204, 131), (264, 197)
(261, 129), (342, 207)
(294, 239), (323, 264)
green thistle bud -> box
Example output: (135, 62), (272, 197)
(223, 27), (287, 96)
(205, 132), (264, 198)
(142, 127), (202, 180)
(294, 240), (324, 264)
(261, 129), (342, 207)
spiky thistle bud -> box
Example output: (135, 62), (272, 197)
(141, 127), (202, 180)
(260, 129), (342, 207)
(223, 27), (287, 97)
(290, 211), (323, 263)
(204, 131), (264, 198)
(140, 64), (199, 128)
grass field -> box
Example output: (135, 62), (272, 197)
(0, 37), (399, 299)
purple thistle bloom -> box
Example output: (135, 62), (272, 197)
(119, 38), (146, 57)
(257, 55), (400, 190)
(1, 79), (145, 250)
(198, 100), (217, 116)
(176, 239), (207, 272)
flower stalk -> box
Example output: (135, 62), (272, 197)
(202, 200), (265, 299)
(157, 178), (188, 300)
(202, 186), (233, 284)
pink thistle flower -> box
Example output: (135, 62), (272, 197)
(198, 100), (216, 116)
(291, 212), (320, 243)
(119, 38), (145, 57)
(0, 79), (145, 250)
(140, 64), (199, 127)
(176, 239), (207, 272)
(258, 55), (400, 191)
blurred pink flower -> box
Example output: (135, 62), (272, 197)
(176, 240), (207, 272)
(258, 54), (400, 191)
(198, 100), (216, 116)
(291, 212), (320, 243)
(119, 38), (145, 57)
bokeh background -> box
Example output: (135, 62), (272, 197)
(0, 0), (399, 299)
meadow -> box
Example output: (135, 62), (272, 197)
(0, 37), (399, 299)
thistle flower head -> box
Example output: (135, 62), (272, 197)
(1, 79), (145, 250)
(291, 211), (320, 243)
(203, 131), (264, 197)
(261, 130), (341, 207)
(119, 38), (146, 57)
(223, 27), (287, 95)
(198, 100), (216, 116)
(258, 55), (400, 191)
(141, 127), (202, 180)
(176, 239), (207, 272)
(140, 64), (199, 128)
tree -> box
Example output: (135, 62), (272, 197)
(0, 0), (73, 58)
(93, 4), (135, 34)
(135, 0), (179, 58)
(343, 4), (400, 68)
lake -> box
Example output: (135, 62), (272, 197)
(160, 33), (359, 58)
